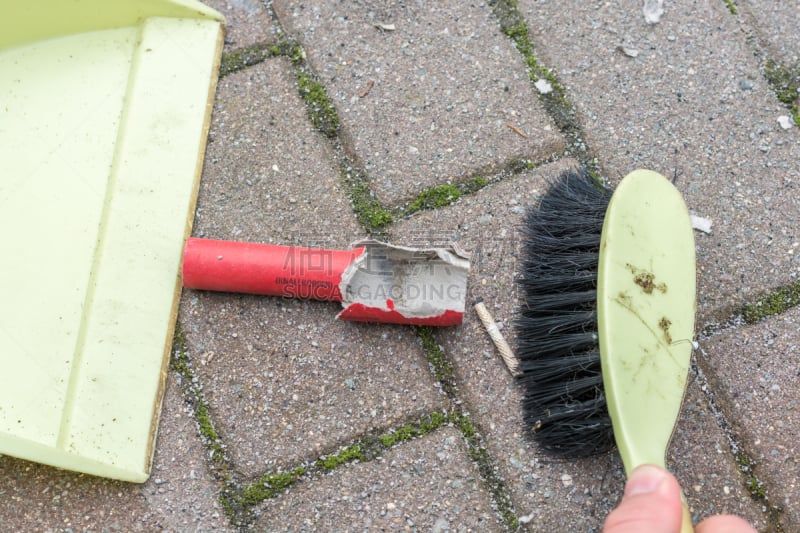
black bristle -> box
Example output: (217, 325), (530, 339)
(515, 168), (615, 457)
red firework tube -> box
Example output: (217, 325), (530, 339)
(182, 238), (364, 301)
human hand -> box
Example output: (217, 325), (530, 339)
(603, 464), (758, 533)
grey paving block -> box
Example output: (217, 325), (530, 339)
(740, 0), (800, 67)
(204, 0), (279, 52)
(182, 58), (445, 477)
(144, 372), (234, 531)
(0, 374), (230, 532)
(253, 427), (502, 531)
(698, 307), (800, 528)
(0, 459), (160, 531)
(388, 159), (765, 530)
(180, 295), (445, 478)
(669, 380), (766, 529)
(273, 0), (565, 206)
(194, 58), (362, 246)
(517, 0), (800, 322)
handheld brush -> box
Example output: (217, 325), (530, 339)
(516, 168), (696, 531)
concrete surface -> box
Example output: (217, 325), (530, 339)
(192, 58), (362, 246)
(254, 427), (500, 531)
(698, 306), (800, 526)
(273, 0), (565, 206)
(205, 0), (279, 52)
(738, 0), (800, 68)
(518, 0), (800, 322)
(1, 1), (798, 532)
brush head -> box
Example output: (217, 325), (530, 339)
(515, 168), (614, 457)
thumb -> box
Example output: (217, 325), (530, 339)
(603, 464), (684, 533)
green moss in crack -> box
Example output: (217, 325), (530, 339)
(196, 403), (225, 465)
(342, 167), (394, 233)
(416, 326), (457, 396)
(463, 175), (488, 194)
(287, 43), (305, 65)
(747, 477), (766, 499)
(741, 281), (800, 324)
(736, 451), (766, 499)
(219, 39), (307, 77)
(492, 6), (560, 91)
(218, 493), (236, 522)
(317, 444), (366, 471)
(764, 59), (800, 124)
(219, 44), (274, 77)
(735, 451), (786, 531)
(424, 411), (448, 431)
(489, 0), (531, 55)
(407, 184), (462, 213)
(169, 327), (189, 374)
(219, 481), (256, 527)
(765, 60), (798, 104)
(240, 467), (306, 506)
(505, 23), (532, 55)
(170, 325), (226, 467)
(454, 413), (518, 530)
(455, 413), (477, 440)
(722, 0), (737, 15)
(379, 425), (415, 448)
(357, 199), (394, 231)
(404, 176), (493, 215)
(379, 412), (449, 448)
(490, 0), (593, 167)
(296, 69), (339, 138)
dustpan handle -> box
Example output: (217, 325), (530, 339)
(181, 238), (363, 301)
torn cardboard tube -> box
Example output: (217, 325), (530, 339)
(182, 238), (470, 326)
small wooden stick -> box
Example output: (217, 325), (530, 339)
(505, 123), (528, 138)
(473, 298), (520, 377)
(358, 80), (375, 98)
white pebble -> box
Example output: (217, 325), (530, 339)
(778, 115), (795, 130)
(534, 79), (552, 94)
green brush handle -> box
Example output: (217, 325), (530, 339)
(597, 169), (696, 532)
(681, 497), (694, 533)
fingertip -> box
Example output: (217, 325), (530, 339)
(603, 465), (683, 533)
(696, 515), (759, 533)
(624, 464), (672, 496)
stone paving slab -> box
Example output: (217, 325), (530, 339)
(669, 380), (766, 529)
(142, 372), (234, 532)
(389, 158), (765, 530)
(0, 459), (156, 531)
(254, 426), (502, 531)
(205, 0), (279, 52)
(273, 0), (565, 206)
(698, 307), (800, 528)
(0, 373), (230, 532)
(180, 293), (445, 478)
(740, 0), (800, 67)
(182, 57), (446, 478)
(518, 0), (800, 322)
(192, 58), (360, 246)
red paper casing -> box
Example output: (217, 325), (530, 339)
(182, 238), (363, 301)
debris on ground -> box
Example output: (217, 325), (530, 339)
(643, 0), (664, 24)
(534, 78), (553, 94)
(691, 214), (713, 234)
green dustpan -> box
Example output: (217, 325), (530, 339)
(0, 1), (224, 482)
